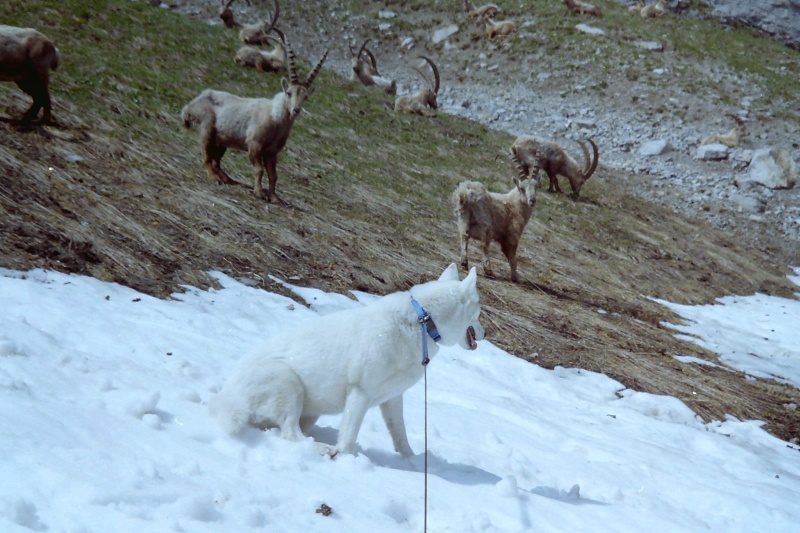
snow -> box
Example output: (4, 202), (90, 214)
(1, 266), (799, 532)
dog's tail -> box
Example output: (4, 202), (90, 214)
(208, 392), (250, 435)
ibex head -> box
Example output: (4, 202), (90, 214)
(219, 0), (240, 28)
(281, 37), (328, 119)
(350, 38), (379, 76)
(414, 56), (440, 109)
(511, 149), (541, 207)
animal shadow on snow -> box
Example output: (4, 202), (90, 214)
(362, 448), (501, 486)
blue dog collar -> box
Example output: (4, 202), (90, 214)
(411, 298), (440, 366)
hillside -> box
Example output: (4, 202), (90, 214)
(1, 0), (799, 441)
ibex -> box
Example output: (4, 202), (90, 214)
(0, 25), (60, 123)
(349, 39), (397, 95)
(394, 56), (440, 117)
(561, 0), (602, 17)
(640, 0), (668, 18)
(453, 151), (541, 282)
(480, 15), (516, 39)
(235, 28), (286, 72)
(181, 39), (328, 204)
(511, 136), (599, 197)
(219, 0), (251, 29)
(700, 115), (747, 148)
(239, 0), (280, 45)
(463, 0), (501, 19)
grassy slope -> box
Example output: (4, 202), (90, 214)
(1, 0), (798, 440)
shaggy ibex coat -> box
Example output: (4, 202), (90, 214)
(453, 153), (541, 282)
(181, 39), (328, 204)
(394, 56), (440, 116)
(0, 25), (60, 123)
(511, 136), (599, 197)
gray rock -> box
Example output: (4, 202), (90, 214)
(576, 24), (606, 36)
(633, 41), (663, 52)
(739, 147), (798, 189)
(639, 140), (672, 156)
(695, 144), (730, 161)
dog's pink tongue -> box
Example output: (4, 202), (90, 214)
(467, 326), (478, 350)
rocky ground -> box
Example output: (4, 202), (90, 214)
(171, 0), (800, 265)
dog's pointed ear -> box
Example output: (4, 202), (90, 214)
(438, 263), (460, 282)
(463, 267), (478, 290)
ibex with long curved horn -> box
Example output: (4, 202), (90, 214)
(181, 37), (328, 204)
(394, 56), (440, 117)
(349, 39), (397, 95)
(239, 0), (280, 45)
(511, 136), (599, 198)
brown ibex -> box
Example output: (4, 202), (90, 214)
(453, 152), (541, 282)
(181, 38), (328, 204)
(511, 136), (599, 197)
(349, 39), (397, 95)
(0, 25), (60, 123)
(394, 56), (440, 117)
(463, 0), (501, 19)
(561, 0), (602, 17)
(700, 115), (747, 148)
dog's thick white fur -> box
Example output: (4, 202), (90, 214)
(209, 264), (485, 457)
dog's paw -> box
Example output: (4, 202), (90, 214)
(314, 442), (339, 459)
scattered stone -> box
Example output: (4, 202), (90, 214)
(378, 10), (396, 18)
(432, 24), (459, 44)
(633, 41), (663, 52)
(576, 24), (605, 36)
(695, 143), (730, 161)
(639, 140), (671, 156)
(738, 147), (798, 189)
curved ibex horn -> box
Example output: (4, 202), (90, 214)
(418, 55), (440, 94)
(356, 38), (371, 60)
(511, 148), (541, 184)
(578, 139), (599, 180)
(271, 26), (286, 44)
(264, 0), (279, 34)
(304, 48), (329, 88)
(363, 47), (380, 75)
(285, 38), (300, 85)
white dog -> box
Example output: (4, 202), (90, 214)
(209, 263), (485, 457)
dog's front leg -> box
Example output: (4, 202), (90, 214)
(336, 388), (370, 455)
(380, 395), (414, 458)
